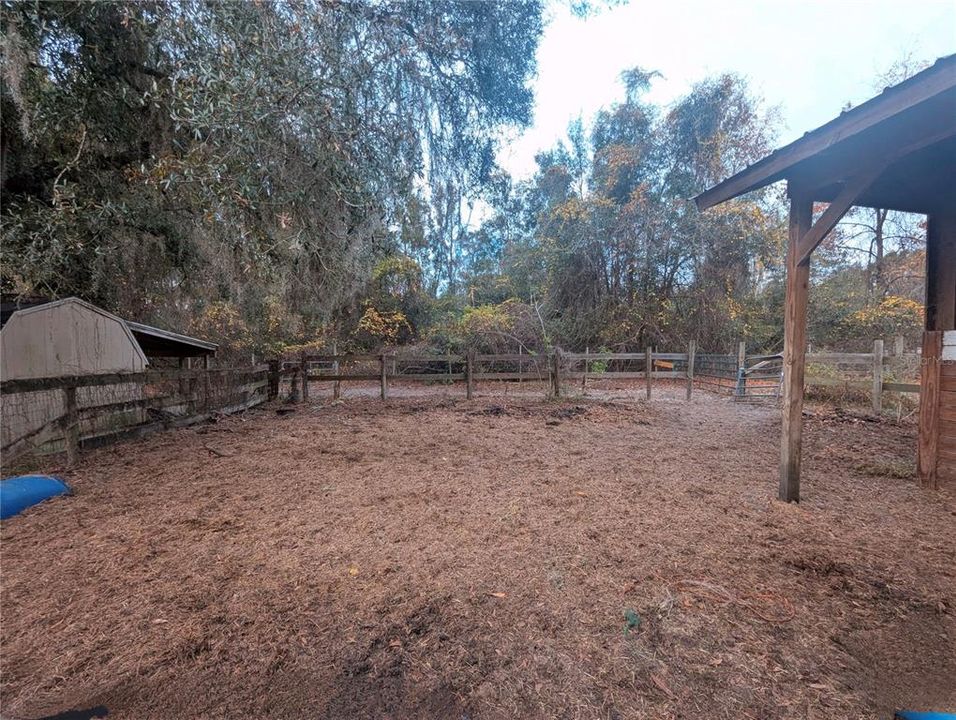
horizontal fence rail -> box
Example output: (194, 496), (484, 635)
(273, 338), (920, 411)
(1, 365), (270, 465)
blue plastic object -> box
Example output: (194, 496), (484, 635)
(0, 475), (70, 519)
(895, 712), (956, 720)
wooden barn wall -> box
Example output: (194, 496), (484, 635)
(940, 331), (956, 485)
(0, 300), (146, 381)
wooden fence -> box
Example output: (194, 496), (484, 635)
(274, 347), (699, 403)
(0, 338), (919, 466)
(275, 338), (920, 411)
(1, 365), (269, 466)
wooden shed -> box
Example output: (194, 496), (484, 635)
(0, 296), (217, 456)
(1, 297), (147, 381)
(695, 55), (956, 499)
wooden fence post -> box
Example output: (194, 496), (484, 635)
(551, 348), (561, 398)
(290, 362), (301, 402)
(380, 353), (388, 401)
(582, 346), (589, 394)
(466, 351), (474, 399)
(268, 359), (280, 400)
(300, 351), (310, 403)
(203, 362), (211, 409)
(332, 340), (341, 401)
(686, 339), (696, 401)
(894, 335), (904, 358)
(872, 338), (884, 415)
(645, 345), (653, 399)
(736, 340), (747, 397)
(62, 385), (79, 465)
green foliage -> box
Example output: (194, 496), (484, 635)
(1, 0), (543, 338)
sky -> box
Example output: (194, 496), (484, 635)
(497, 0), (956, 180)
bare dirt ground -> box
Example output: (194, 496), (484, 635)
(2, 384), (954, 719)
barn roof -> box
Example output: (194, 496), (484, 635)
(126, 321), (217, 357)
(0, 296), (217, 358)
(694, 55), (956, 215)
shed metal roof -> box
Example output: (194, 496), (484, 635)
(694, 55), (956, 214)
(0, 296), (217, 358)
(126, 320), (218, 357)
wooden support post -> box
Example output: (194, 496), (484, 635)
(645, 346), (652, 399)
(268, 359), (280, 400)
(332, 340), (341, 401)
(178, 356), (189, 400)
(466, 351), (474, 399)
(380, 353), (388, 401)
(582, 346), (589, 394)
(918, 331), (942, 488)
(62, 385), (79, 465)
(552, 350), (562, 398)
(290, 363), (301, 402)
(925, 211), (956, 332)
(871, 339), (884, 415)
(736, 340), (747, 397)
(686, 339), (696, 401)
(780, 191), (812, 503)
(300, 351), (310, 403)
(203, 363), (211, 409)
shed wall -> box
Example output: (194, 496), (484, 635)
(0, 300), (146, 381)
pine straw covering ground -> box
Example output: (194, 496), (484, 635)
(2, 388), (954, 720)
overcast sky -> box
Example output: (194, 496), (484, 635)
(497, 0), (956, 180)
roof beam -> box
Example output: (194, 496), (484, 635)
(795, 124), (956, 265)
(795, 163), (886, 266)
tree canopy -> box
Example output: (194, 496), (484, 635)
(1, 4), (928, 357)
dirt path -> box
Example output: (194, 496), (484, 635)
(2, 390), (954, 719)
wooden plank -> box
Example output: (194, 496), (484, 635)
(806, 353), (875, 364)
(918, 331), (942, 487)
(473, 372), (545, 381)
(476, 353), (543, 362)
(466, 352), (474, 400)
(805, 378), (870, 389)
(884, 382), (920, 393)
(938, 445), (956, 462)
(391, 373), (465, 381)
(796, 162), (888, 265)
(940, 362), (956, 377)
(780, 191), (812, 503)
(561, 352), (647, 361)
(306, 374), (381, 382)
(939, 418), (956, 437)
(645, 346), (652, 400)
(268, 359), (280, 400)
(686, 339), (696, 401)
(300, 351), (309, 402)
(872, 339), (884, 414)
(62, 386), (79, 465)
(380, 354), (387, 401)
(332, 340), (341, 401)
(552, 351), (562, 398)
(303, 353), (381, 363)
